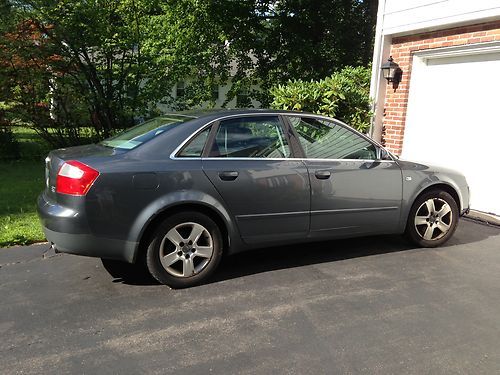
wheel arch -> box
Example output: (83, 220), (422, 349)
(402, 182), (462, 230)
(132, 200), (238, 264)
(417, 183), (461, 210)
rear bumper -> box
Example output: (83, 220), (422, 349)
(37, 193), (137, 263)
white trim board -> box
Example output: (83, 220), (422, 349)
(413, 41), (500, 61)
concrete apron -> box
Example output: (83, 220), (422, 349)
(466, 210), (500, 227)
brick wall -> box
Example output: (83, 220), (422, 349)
(382, 21), (500, 155)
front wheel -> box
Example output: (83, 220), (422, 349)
(405, 190), (459, 248)
(145, 211), (223, 288)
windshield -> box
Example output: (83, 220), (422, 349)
(100, 115), (195, 150)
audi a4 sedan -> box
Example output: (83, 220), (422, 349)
(38, 109), (470, 288)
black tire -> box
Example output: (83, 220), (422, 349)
(405, 190), (459, 248)
(145, 211), (223, 288)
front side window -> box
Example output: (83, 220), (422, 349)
(287, 116), (377, 160)
(210, 116), (290, 158)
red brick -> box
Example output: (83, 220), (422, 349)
(381, 20), (500, 151)
(480, 36), (494, 42)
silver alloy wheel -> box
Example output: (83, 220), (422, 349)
(159, 222), (214, 277)
(414, 198), (453, 241)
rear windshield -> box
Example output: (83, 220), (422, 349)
(100, 115), (195, 150)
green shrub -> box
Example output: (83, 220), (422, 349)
(0, 127), (20, 160)
(270, 66), (372, 132)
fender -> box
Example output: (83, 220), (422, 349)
(398, 161), (468, 232)
(127, 189), (245, 262)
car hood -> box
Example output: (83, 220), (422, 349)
(396, 159), (465, 178)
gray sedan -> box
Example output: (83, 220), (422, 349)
(38, 110), (470, 288)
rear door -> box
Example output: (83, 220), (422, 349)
(201, 115), (310, 244)
(285, 115), (403, 237)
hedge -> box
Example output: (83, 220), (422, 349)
(270, 66), (372, 132)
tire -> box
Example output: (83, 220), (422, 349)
(145, 211), (223, 288)
(405, 190), (459, 248)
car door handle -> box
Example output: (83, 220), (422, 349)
(218, 171), (239, 181)
(314, 170), (331, 180)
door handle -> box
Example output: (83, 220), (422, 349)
(218, 171), (239, 181)
(314, 170), (331, 180)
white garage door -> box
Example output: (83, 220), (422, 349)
(402, 49), (500, 216)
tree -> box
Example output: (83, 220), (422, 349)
(140, 0), (235, 110)
(0, 0), (160, 145)
(0, 0), (378, 148)
(212, 0), (378, 105)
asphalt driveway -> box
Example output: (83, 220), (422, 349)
(1, 219), (499, 374)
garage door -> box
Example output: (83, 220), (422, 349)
(402, 50), (500, 216)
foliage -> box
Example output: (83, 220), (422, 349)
(270, 66), (372, 132)
(0, 0), (151, 145)
(11, 126), (54, 160)
(0, 127), (20, 160)
(140, 1), (235, 110)
(215, 0), (378, 106)
(0, 0), (377, 149)
(0, 100), (20, 160)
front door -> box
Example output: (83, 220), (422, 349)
(285, 115), (403, 237)
(202, 115), (310, 244)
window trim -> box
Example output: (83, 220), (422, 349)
(170, 112), (396, 162)
(283, 114), (384, 161)
(202, 114), (294, 159)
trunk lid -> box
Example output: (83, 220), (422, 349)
(44, 144), (124, 199)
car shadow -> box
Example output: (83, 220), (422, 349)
(101, 258), (159, 286)
(210, 235), (413, 284)
(103, 219), (498, 286)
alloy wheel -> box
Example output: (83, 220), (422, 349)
(159, 222), (214, 277)
(414, 198), (453, 241)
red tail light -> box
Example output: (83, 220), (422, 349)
(56, 160), (99, 196)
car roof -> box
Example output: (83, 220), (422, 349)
(165, 109), (315, 122)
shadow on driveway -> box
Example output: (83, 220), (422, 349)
(103, 219), (498, 286)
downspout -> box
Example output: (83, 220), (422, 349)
(369, 0), (389, 142)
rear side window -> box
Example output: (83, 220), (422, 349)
(287, 116), (377, 160)
(209, 116), (290, 158)
(178, 127), (210, 157)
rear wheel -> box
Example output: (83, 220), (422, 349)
(405, 190), (459, 247)
(145, 211), (223, 288)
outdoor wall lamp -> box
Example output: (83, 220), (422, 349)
(381, 56), (402, 84)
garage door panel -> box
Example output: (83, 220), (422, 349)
(402, 51), (500, 215)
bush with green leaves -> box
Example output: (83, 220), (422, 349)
(0, 127), (20, 160)
(270, 66), (372, 132)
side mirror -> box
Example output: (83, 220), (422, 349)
(377, 148), (385, 160)
(377, 148), (391, 161)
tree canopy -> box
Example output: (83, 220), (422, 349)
(0, 0), (377, 146)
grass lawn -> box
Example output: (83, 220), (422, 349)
(1, 126), (50, 247)
(0, 160), (46, 247)
(1, 126), (100, 247)
(11, 126), (52, 160)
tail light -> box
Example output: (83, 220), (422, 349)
(56, 160), (99, 196)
